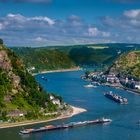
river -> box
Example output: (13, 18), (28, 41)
(0, 70), (140, 140)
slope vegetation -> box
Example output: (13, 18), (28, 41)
(0, 42), (65, 120)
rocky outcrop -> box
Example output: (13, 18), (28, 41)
(0, 42), (64, 119)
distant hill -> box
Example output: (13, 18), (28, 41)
(12, 47), (76, 73)
(68, 43), (140, 66)
(0, 41), (66, 120)
(12, 43), (140, 72)
(108, 50), (140, 80)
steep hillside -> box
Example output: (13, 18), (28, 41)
(108, 51), (140, 80)
(0, 41), (66, 120)
(12, 47), (76, 73)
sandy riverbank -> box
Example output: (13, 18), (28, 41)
(0, 106), (87, 129)
(32, 67), (82, 76)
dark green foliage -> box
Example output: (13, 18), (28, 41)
(12, 47), (75, 72)
(12, 43), (140, 71)
(0, 44), (62, 120)
(69, 46), (136, 65)
(0, 68), (12, 104)
(0, 38), (3, 44)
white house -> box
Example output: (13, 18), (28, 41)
(135, 85), (140, 90)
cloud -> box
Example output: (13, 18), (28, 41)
(88, 27), (110, 37)
(123, 9), (140, 18)
(0, 0), (52, 3)
(100, 9), (140, 43)
(5, 10), (140, 46)
(102, 9), (140, 29)
(0, 13), (111, 46)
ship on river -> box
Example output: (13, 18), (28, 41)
(104, 91), (128, 104)
(19, 118), (112, 135)
(41, 76), (48, 81)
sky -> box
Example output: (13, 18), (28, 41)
(0, 0), (140, 46)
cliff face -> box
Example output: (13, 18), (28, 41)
(108, 51), (140, 79)
(0, 43), (63, 119)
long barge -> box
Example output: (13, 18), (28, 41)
(104, 91), (128, 104)
(19, 118), (112, 134)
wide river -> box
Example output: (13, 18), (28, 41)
(1, 70), (140, 140)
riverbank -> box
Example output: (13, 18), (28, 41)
(104, 83), (140, 95)
(0, 106), (87, 129)
(32, 67), (82, 76)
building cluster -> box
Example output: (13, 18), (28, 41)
(83, 71), (140, 90)
(120, 77), (140, 90)
(49, 95), (61, 106)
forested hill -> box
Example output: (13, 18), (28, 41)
(68, 44), (140, 66)
(12, 43), (140, 72)
(0, 40), (65, 120)
(12, 47), (76, 73)
(108, 51), (140, 80)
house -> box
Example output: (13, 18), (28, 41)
(49, 95), (55, 100)
(52, 99), (61, 106)
(7, 110), (25, 117)
(107, 74), (118, 83)
(49, 95), (61, 106)
(135, 85), (140, 90)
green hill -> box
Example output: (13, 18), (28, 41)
(0, 40), (66, 121)
(12, 43), (140, 72)
(12, 47), (76, 73)
(108, 51), (140, 80)
(68, 44), (140, 66)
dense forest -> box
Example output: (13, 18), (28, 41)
(108, 51), (140, 80)
(0, 40), (65, 121)
(12, 47), (76, 73)
(12, 43), (140, 72)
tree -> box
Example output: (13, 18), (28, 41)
(0, 38), (3, 45)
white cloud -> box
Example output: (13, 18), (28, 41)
(100, 9), (140, 43)
(30, 16), (55, 25)
(34, 37), (44, 42)
(2, 11), (140, 46)
(2, 13), (55, 27)
(34, 37), (47, 42)
(88, 27), (110, 37)
(0, 23), (4, 30)
(88, 27), (99, 37)
(124, 9), (140, 18)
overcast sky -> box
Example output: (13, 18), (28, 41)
(0, 0), (140, 46)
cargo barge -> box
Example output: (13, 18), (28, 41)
(104, 91), (128, 104)
(19, 118), (112, 134)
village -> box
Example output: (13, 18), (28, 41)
(81, 70), (140, 92)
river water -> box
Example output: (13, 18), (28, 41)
(0, 70), (140, 140)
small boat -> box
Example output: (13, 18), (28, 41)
(41, 76), (48, 81)
(91, 82), (100, 86)
(19, 118), (112, 135)
(84, 83), (96, 88)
